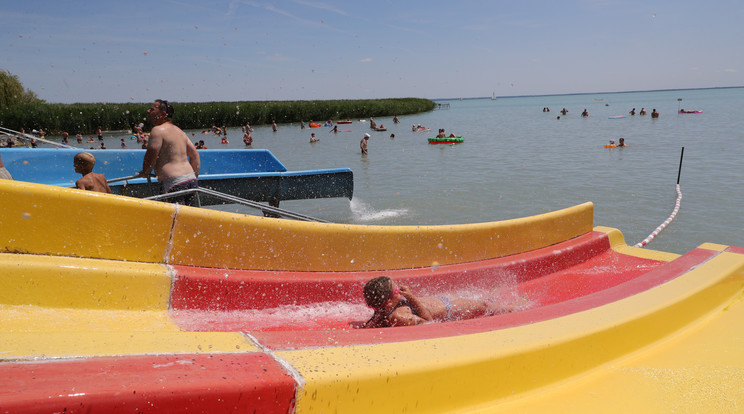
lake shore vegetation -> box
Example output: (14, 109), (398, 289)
(0, 98), (435, 134)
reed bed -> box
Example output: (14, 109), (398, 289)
(0, 98), (434, 134)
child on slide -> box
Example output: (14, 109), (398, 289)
(354, 276), (519, 328)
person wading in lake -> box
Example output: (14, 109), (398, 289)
(360, 133), (369, 155)
(138, 99), (201, 206)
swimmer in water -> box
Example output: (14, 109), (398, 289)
(353, 276), (517, 328)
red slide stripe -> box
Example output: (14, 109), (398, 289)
(0, 353), (297, 413)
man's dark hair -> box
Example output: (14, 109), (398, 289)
(155, 99), (174, 118)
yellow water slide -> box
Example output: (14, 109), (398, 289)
(1, 179), (744, 413)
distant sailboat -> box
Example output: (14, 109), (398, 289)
(491, 92), (498, 100)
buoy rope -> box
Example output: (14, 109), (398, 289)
(635, 147), (685, 248)
(635, 183), (682, 248)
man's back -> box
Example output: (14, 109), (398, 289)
(140, 100), (201, 196)
(147, 122), (199, 180)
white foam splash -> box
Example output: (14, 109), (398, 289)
(417, 270), (538, 312)
(350, 198), (408, 222)
(174, 302), (371, 331)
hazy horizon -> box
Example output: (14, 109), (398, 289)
(3, 1), (742, 104)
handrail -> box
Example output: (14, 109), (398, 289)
(67, 174), (152, 188)
(0, 126), (75, 149)
(106, 174), (148, 184)
(145, 186), (329, 223)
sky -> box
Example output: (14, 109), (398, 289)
(2, 0), (742, 103)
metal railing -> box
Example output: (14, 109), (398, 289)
(145, 186), (329, 223)
(0, 126), (75, 148)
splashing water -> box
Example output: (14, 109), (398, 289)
(350, 198), (408, 222)
(172, 277), (537, 332)
(171, 267), (546, 333)
(417, 270), (537, 314)
(173, 301), (371, 332)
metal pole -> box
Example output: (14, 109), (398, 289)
(144, 187), (329, 223)
(0, 126), (75, 149)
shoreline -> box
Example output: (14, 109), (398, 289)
(437, 85), (744, 101)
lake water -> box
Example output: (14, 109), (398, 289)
(60, 87), (744, 255)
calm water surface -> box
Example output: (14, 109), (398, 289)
(76, 88), (744, 255)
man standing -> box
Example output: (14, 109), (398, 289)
(139, 99), (200, 206)
(360, 133), (369, 155)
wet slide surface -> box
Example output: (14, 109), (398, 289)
(169, 231), (670, 349)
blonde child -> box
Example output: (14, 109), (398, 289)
(74, 152), (112, 193)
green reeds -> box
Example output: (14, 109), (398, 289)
(0, 98), (434, 134)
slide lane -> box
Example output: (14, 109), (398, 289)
(0, 242), (741, 411)
(0, 253), (254, 360)
(169, 229), (675, 349)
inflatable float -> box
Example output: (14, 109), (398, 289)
(1, 179), (744, 412)
(130, 132), (150, 140)
(679, 110), (703, 114)
(428, 136), (464, 144)
(336, 120), (352, 124)
(308, 123), (322, 128)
